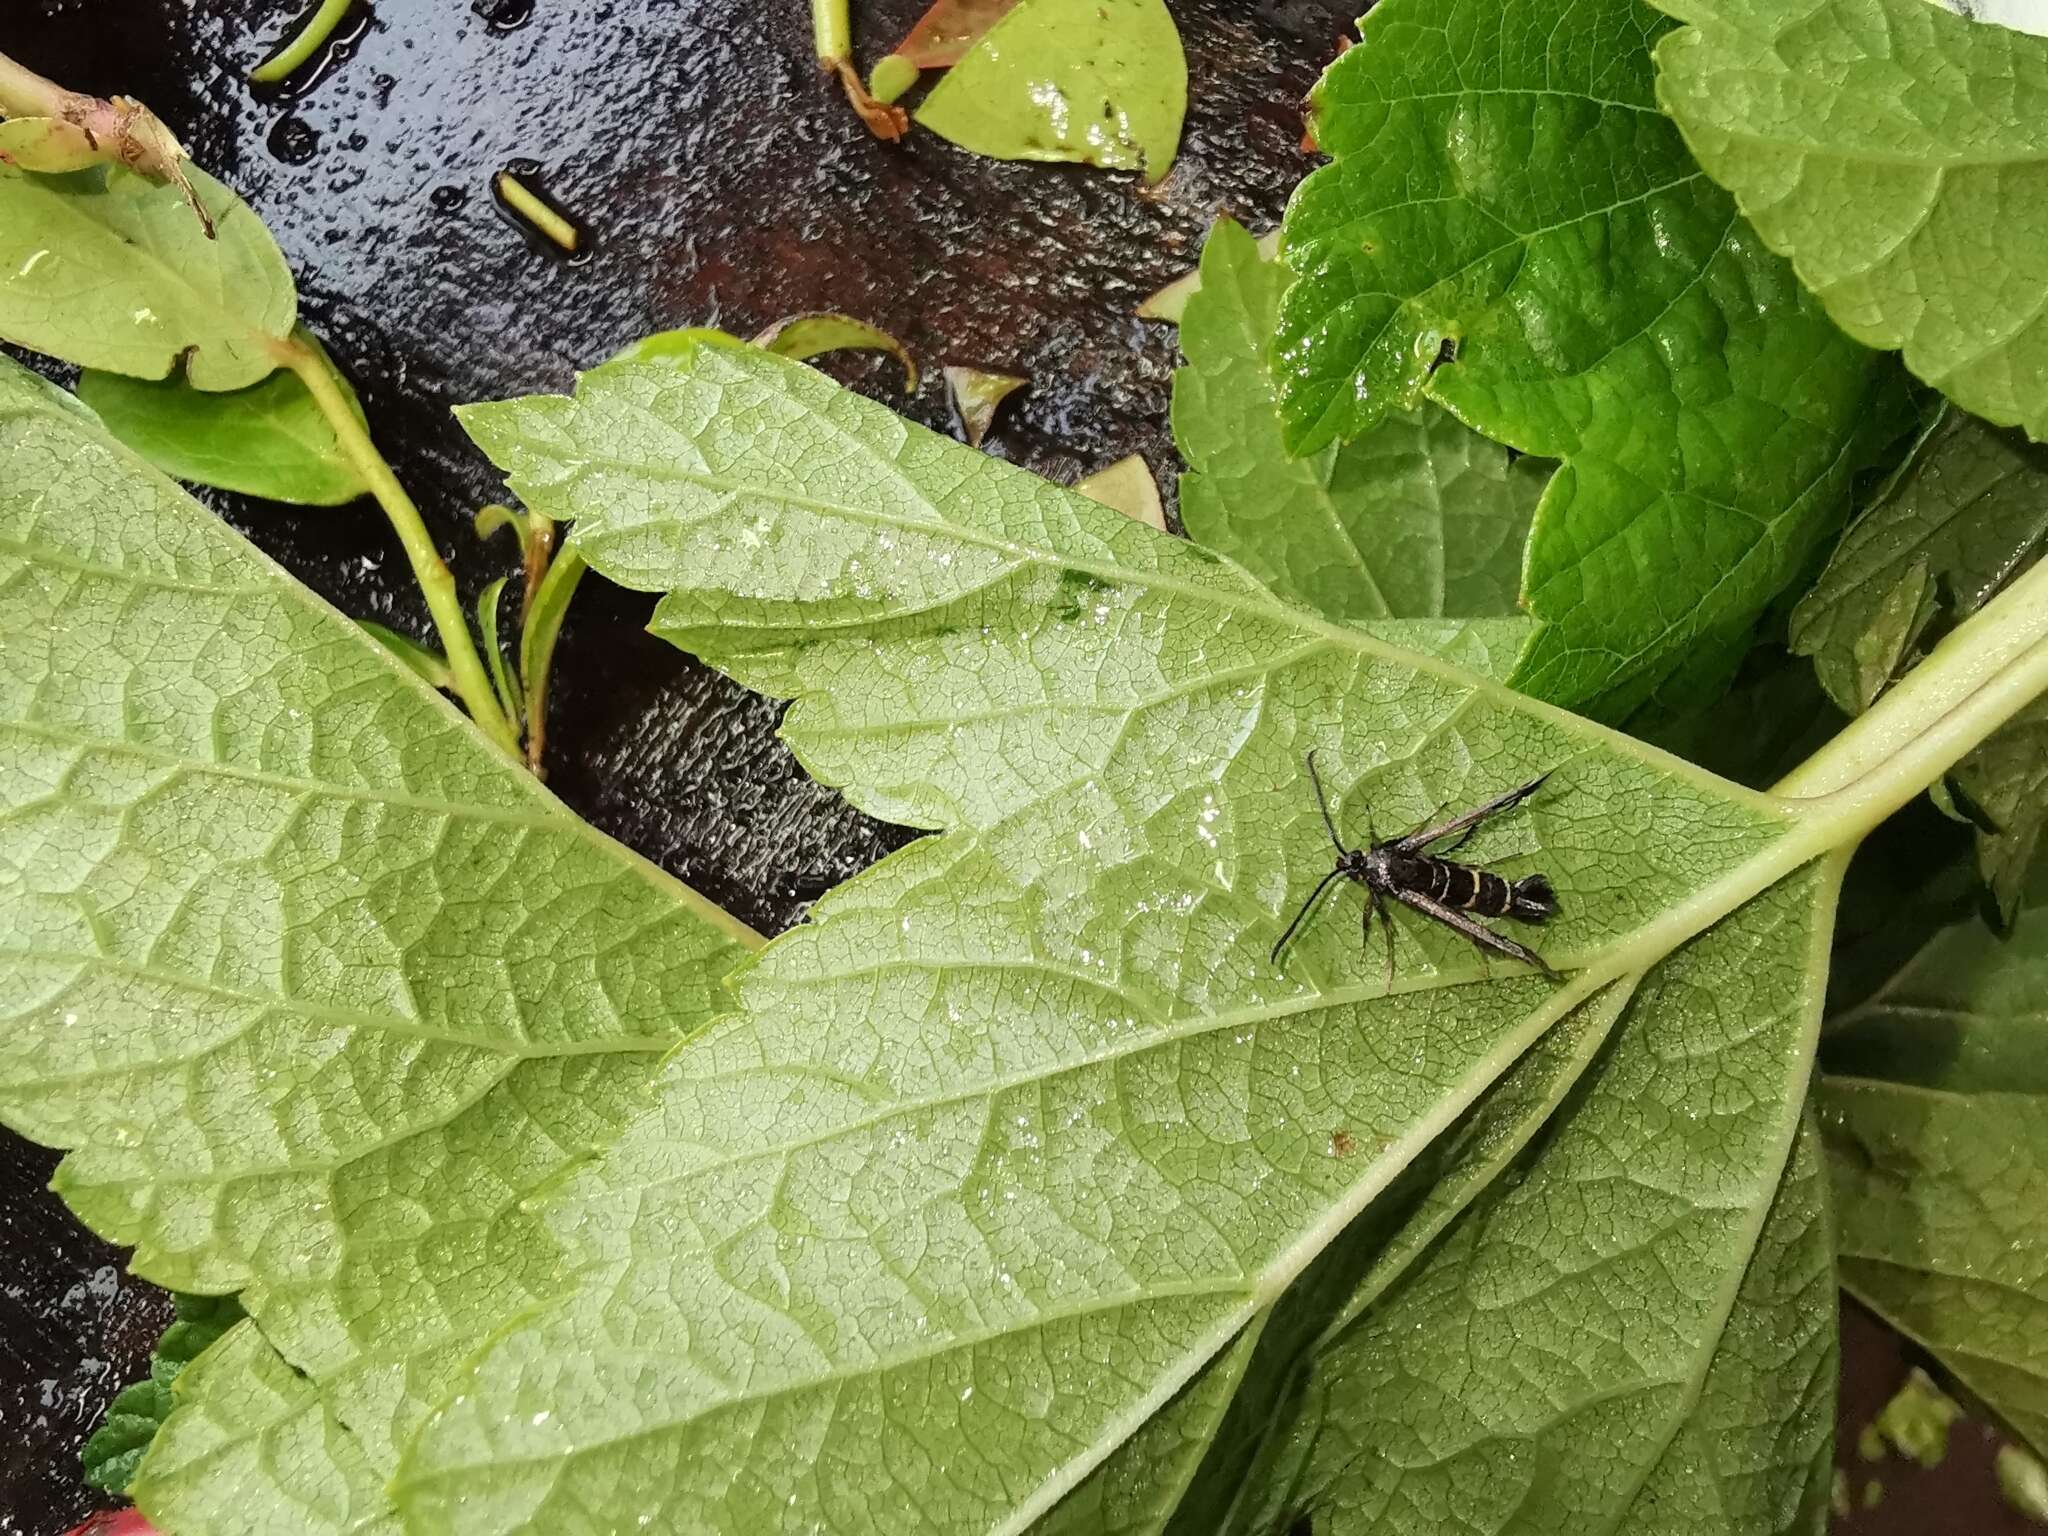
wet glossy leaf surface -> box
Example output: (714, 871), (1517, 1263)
(1276, 0), (1913, 717)
(917, 0), (1187, 182)
(1651, 0), (2048, 439)
(1174, 220), (1543, 624)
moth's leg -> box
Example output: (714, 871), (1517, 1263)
(1388, 886), (1560, 980)
(1372, 887), (1396, 992)
(1394, 773), (1551, 854)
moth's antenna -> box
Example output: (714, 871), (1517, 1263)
(1305, 751), (1347, 853)
(1271, 866), (1346, 964)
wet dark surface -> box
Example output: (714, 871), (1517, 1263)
(0, 3), (2033, 1533)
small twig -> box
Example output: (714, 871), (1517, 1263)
(250, 0), (357, 84)
(495, 170), (580, 252)
(0, 49), (213, 236)
(810, 0), (908, 141)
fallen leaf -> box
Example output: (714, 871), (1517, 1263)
(1074, 452), (1164, 530)
(943, 363), (1026, 445)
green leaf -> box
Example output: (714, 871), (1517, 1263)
(756, 312), (919, 393)
(915, 0), (1186, 183)
(1948, 696), (2048, 924)
(1236, 917), (1840, 1536)
(1274, 0), (1912, 717)
(1649, 0), (2048, 439)
(1822, 873), (2048, 1457)
(75, 329), (369, 506)
(1173, 219), (1546, 624)
(0, 353), (753, 1523)
(1032, 1321), (1265, 1536)
(397, 346), (1846, 1536)
(81, 1292), (247, 1493)
(518, 549), (588, 715)
(356, 621), (456, 692)
(1170, 985), (1630, 1536)
(1793, 409), (2048, 714)
(1791, 406), (2048, 919)
(0, 163), (295, 390)
(133, 1322), (399, 1536)
(476, 574), (521, 727)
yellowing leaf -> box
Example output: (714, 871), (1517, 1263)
(1074, 452), (1164, 530)
(916, 0), (1187, 182)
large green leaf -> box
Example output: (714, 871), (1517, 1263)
(1650, 0), (2048, 439)
(0, 354), (753, 1526)
(395, 345), (1847, 1536)
(0, 164), (294, 390)
(1791, 406), (2048, 920)
(1169, 984), (1631, 1536)
(1172, 219), (1546, 624)
(914, 0), (1186, 182)
(134, 1322), (398, 1536)
(1274, 0), (1911, 717)
(1822, 873), (2048, 1456)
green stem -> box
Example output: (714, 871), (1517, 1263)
(1775, 552), (2048, 801)
(812, 0), (853, 64)
(520, 547), (587, 775)
(277, 335), (522, 757)
(250, 0), (356, 84)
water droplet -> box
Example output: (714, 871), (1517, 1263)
(430, 184), (469, 212)
(267, 115), (320, 165)
(473, 0), (536, 30)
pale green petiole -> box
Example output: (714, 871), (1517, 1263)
(811, 0), (853, 65)
(274, 333), (523, 756)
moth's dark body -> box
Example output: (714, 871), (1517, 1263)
(1274, 755), (1561, 980)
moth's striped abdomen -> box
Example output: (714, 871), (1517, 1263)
(1418, 861), (1554, 924)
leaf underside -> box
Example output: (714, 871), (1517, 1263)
(1274, 0), (1913, 719)
(1822, 874), (2048, 1458)
(394, 345), (1837, 1536)
(0, 354), (750, 1530)
(1650, 0), (2048, 440)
